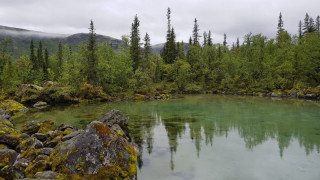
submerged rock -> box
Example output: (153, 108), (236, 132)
(99, 109), (129, 134)
(33, 101), (48, 109)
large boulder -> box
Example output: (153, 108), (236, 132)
(15, 84), (43, 104)
(0, 149), (18, 179)
(0, 124), (22, 148)
(0, 100), (28, 115)
(50, 120), (137, 179)
(99, 109), (129, 134)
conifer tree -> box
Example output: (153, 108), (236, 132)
(192, 18), (200, 45)
(43, 48), (49, 81)
(298, 20), (303, 39)
(317, 16), (320, 31)
(277, 12), (284, 34)
(143, 33), (151, 60)
(236, 37), (240, 48)
(188, 36), (192, 45)
(55, 42), (63, 80)
(303, 13), (310, 34)
(203, 31), (208, 47)
(37, 41), (43, 70)
(87, 20), (98, 85)
(130, 15), (141, 71)
(223, 33), (227, 47)
(30, 40), (36, 69)
(208, 30), (213, 46)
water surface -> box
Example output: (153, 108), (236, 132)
(14, 95), (320, 180)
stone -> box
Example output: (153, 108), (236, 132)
(99, 109), (129, 133)
(0, 149), (18, 168)
(50, 121), (137, 179)
(39, 148), (54, 156)
(21, 121), (41, 135)
(0, 124), (21, 147)
(15, 84), (43, 98)
(33, 101), (48, 109)
(61, 130), (83, 141)
(35, 171), (58, 179)
(18, 137), (43, 152)
(43, 81), (59, 88)
(32, 133), (48, 142)
(57, 123), (74, 131)
(38, 120), (57, 134)
(0, 100), (28, 114)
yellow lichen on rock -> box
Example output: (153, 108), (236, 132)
(0, 100), (26, 113)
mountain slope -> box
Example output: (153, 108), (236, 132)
(0, 25), (123, 59)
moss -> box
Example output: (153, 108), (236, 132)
(134, 94), (146, 101)
(0, 100), (26, 113)
(0, 124), (21, 138)
(38, 120), (57, 134)
(125, 145), (138, 177)
(75, 157), (85, 172)
(117, 130), (124, 136)
(50, 145), (78, 174)
(24, 160), (49, 178)
(20, 148), (41, 160)
(0, 120), (13, 128)
(92, 123), (113, 138)
(0, 144), (7, 149)
(0, 156), (9, 168)
(63, 128), (74, 136)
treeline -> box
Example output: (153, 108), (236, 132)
(0, 9), (319, 97)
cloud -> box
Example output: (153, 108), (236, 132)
(0, 0), (319, 45)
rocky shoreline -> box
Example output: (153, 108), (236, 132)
(0, 109), (139, 180)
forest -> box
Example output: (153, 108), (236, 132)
(0, 9), (319, 99)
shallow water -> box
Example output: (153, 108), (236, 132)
(14, 95), (320, 180)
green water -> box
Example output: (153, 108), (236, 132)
(14, 95), (320, 180)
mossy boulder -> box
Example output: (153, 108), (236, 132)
(50, 120), (137, 179)
(16, 84), (43, 104)
(0, 149), (18, 179)
(99, 109), (129, 135)
(79, 83), (109, 101)
(0, 100), (28, 115)
(0, 124), (22, 147)
(21, 121), (41, 135)
(38, 120), (57, 134)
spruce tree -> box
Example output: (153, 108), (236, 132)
(143, 33), (151, 60)
(37, 41), (43, 70)
(43, 48), (49, 81)
(298, 20), (303, 39)
(223, 33), (227, 47)
(303, 13), (310, 34)
(236, 37), (240, 48)
(188, 36), (193, 45)
(130, 15), (141, 71)
(277, 12), (284, 35)
(30, 40), (36, 70)
(55, 42), (63, 80)
(208, 30), (213, 46)
(203, 31), (208, 47)
(317, 16), (320, 31)
(87, 20), (98, 85)
(192, 18), (200, 45)
(166, 7), (171, 42)
(309, 17), (316, 32)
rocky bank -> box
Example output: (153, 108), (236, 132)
(0, 109), (138, 180)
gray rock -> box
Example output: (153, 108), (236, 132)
(0, 108), (11, 121)
(32, 133), (48, 142)
(21, 121), (41, 135)
(33, 101), (48, 109)
(18, 137), (43, 152)
(20, 133), (31, 140)
(99, 109), (129, 133)
(0, 133), (20, 148)
(39, 148), (54, 156)
(61, 130), (83, 141)
(57, 123), (74, 131)
(35, 171), (58, 179)
(15, 84), (43, 98)
(50, 120), (137, 178)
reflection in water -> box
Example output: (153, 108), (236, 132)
(14, 95), (320, 178)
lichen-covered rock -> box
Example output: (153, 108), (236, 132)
(0, 100), (28, 114)
(39, 148), (54, 156)
(33, 101), (48, 109)
(15, 84), (43, 98)
(61, 130), (83, 141)
(38, 120), (57, 134)
(99, 109), (129, 134)
(50, 121), (137, 179)
(0, 149), (18, 168)
(0, 124), (22, 147)
(32, 133), (48, 142)
(21, 121), (41, 135)
(43, 81), (59, 88)
(35, 171), (58, 179)
(18, 137), (43, 152)
(0, 108), (11, 121)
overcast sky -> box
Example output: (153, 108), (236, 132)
(0, 0), (319, 45)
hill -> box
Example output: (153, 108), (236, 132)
(0, 25), (123, 59)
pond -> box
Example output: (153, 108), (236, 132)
(14, 95), (320, 180)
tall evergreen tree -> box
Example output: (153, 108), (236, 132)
(55, 42), (63, 80)
(309, 17), (316, 32)
(37, 41), (43, 70)
(236, 37), (240, 48)
(223, 33), (227, 46)
(143, 33), (151, 60)
(303, 13), (310, 34)
(166, 7), (171, 42)
(208, 30), (213, 46)
(277, 12), (284, 34)
(298, 20), (303, 39)
(87, 20), (98, 85)
(188, 36), (193, 45)
(203, 31), (208, 47)
(316, 16), (320, 31)
(30, 40), (36, 69)
(43, 48), (49, 80)
(192, 18), (200, 45)
(130, 15), (141, 71)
